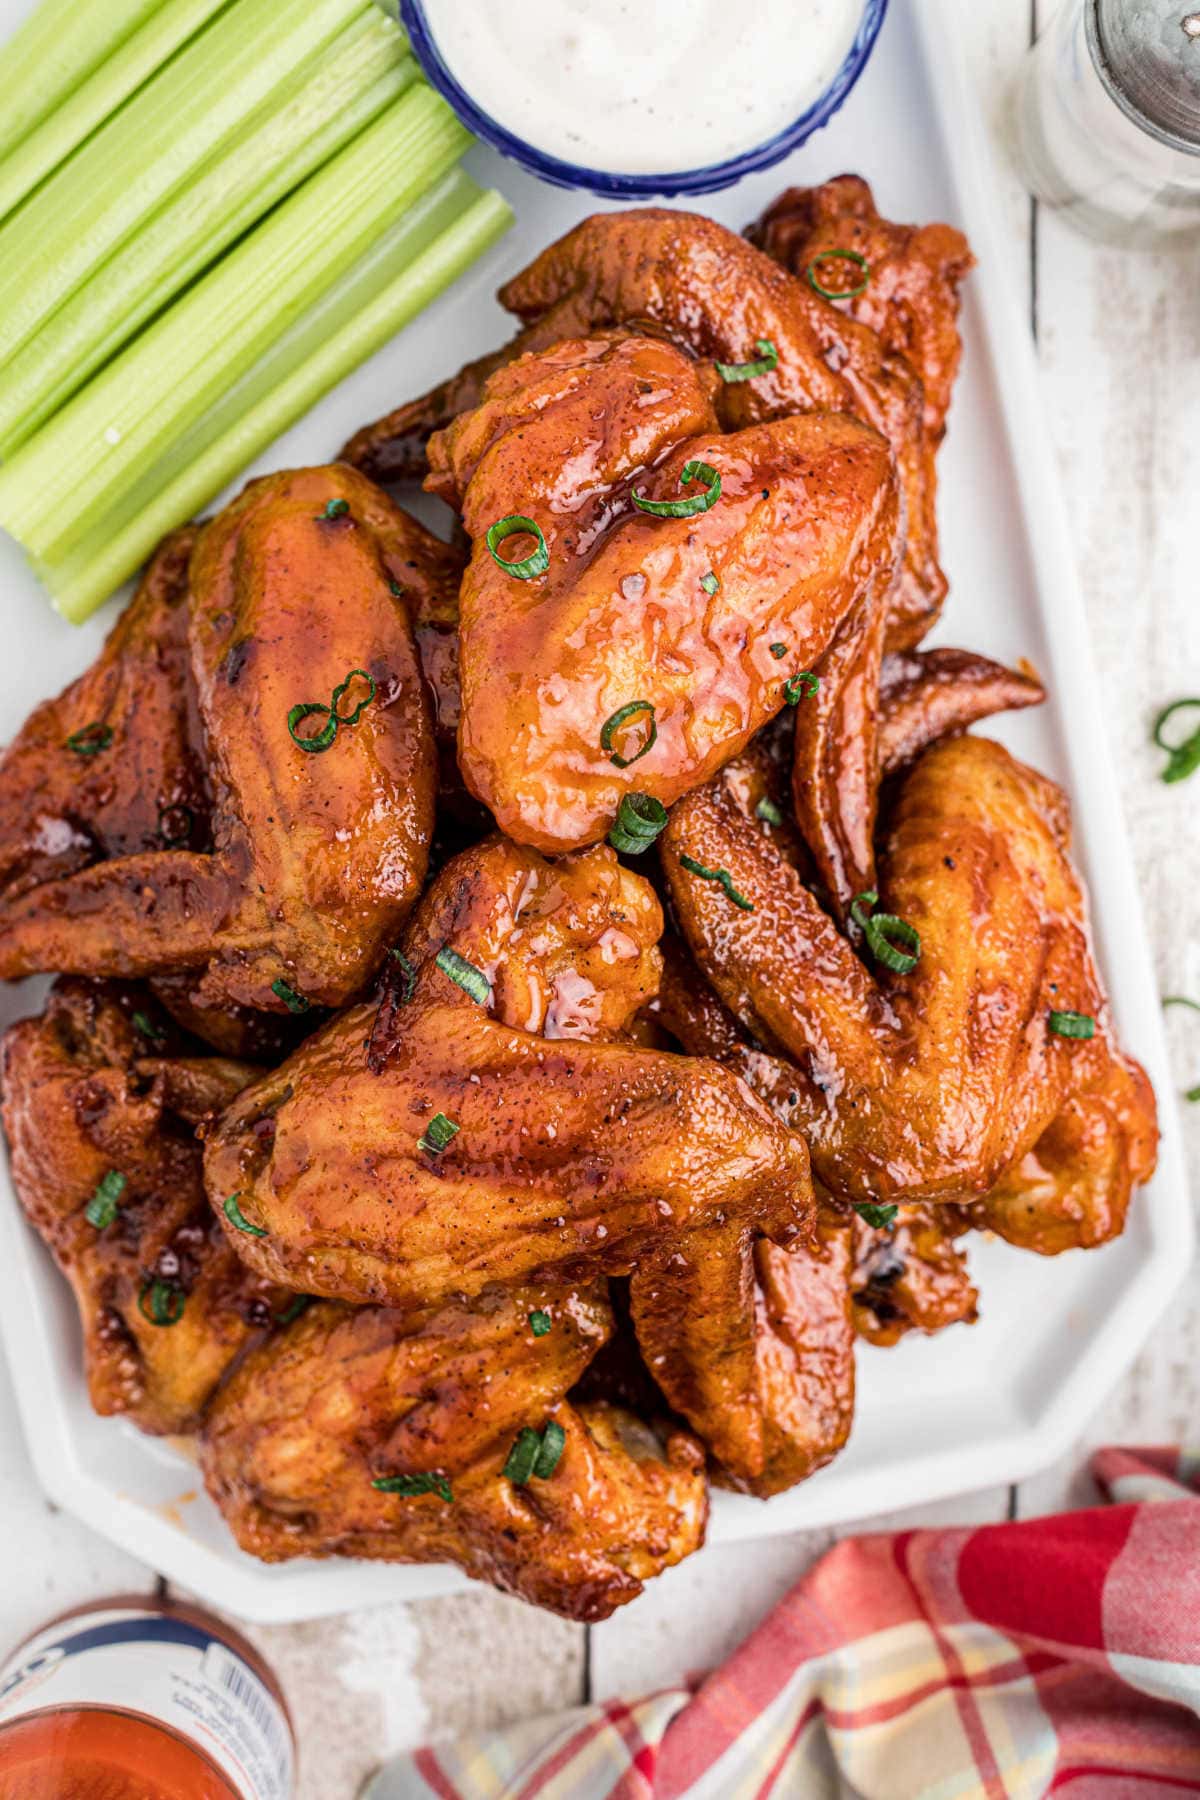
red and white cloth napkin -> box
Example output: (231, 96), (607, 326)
(371, 1448), (1200, 1799)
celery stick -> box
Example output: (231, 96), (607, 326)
(0, 85), (472, 560)
(42, 177), (513, 623)
(0, 16), (416, 453)
(0, 0), (370, 374)
(0, 0), (236, 229)
(0, 0), (166, 165)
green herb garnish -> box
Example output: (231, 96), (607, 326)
(632, 459), (721, 520)
(715, 338), (779, 383)
(436, 947), (491, 1005)
(138, 1279), (185, 1327)
(806, 248), (871, 301)
(485, 514), (549, 580)
(783, 671), (820, 706)
(503, 1420), (566, 1484)
(389, 948), (417, 1006)
(131, 1011), (165, 1043)
(851, 891), (921, 975)
(85, 1170), (126, 1231)
(600, 700), (657, 768)
(271, 978), (310, 1014)
(274, 1294), (314, 1328)
(318, 498), (350, 520)
(529, 1310), (552, 1337)
(679, 854), (754, 912)
(608, 792), (668, 855)
(1048, 1010), (1095, 1040)
(855, 1201), (899, 1230)
(288, 666), (376, 754)
(769, 642), (788, 659)
(224, 1192), (266, 1237)
(756, 797), (785, 827)
(418, 1112), (459, 1155)
(66, 722), (112, 757)
(700, 571), (720, 595)
(1152, 699), (1200, 784)
(372, 1471), (453, 1501)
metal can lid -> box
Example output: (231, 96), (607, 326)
(1090, 0), (1200, 150)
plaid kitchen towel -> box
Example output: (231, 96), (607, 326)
(367, 1447), (1200, 1800)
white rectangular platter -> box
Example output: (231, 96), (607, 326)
(0, 0), (1192, 1625)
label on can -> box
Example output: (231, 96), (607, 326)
(0, 1606), (294, 1799)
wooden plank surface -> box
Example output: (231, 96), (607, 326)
(2, 6), (1197, 1796)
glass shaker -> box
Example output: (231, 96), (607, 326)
(1012, 0), (1200, 245)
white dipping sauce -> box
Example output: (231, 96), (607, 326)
(419, 0), (864, 175)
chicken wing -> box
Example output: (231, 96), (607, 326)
(629, 1211), (855, 1496)
(426, 331), (901, 856)
(748, 175), (974, 443)
(0, 466), (438, 1014)
(344, 207), (941, 645)
(204, 837), (814, 1309)
(0, 979), (286, 1434)
(662, 734), (1158, 1226)
(655, 935), (978, 1348)
(200, 1284), (707, 1619)
(878, 647), (1045, 777)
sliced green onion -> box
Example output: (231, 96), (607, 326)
(224, 1192), (267, 1237)
(1048, 1010), (1095, 1040)
(756, 797), (785, 827)
(131, 1010), (165, 1043)
(632, 458), (721, 520)
(485, 514), (549, 580)
(85, 1171), (126, 1231)
(372, 1471), (453, 1501)
(855, 1201), (899, 1230)
(1187, 1085), (1200, 1104)
(679, 854), (755, 913)
(600, 700), (657, 768)
(271, 978), (310, 1014)
(851, 891), (921, 975)
(806, 248), (871, 301)
(1152, 699), (1200, 785)
(319, 497), (350, 520)
(769, 642), (788, 660)
(66, 722), (112, 756)
(389, 948), (417, 1006)
(138, 1278), (185, 1327)
(331, 668), (377, 726)
(157, 803), (193, 846)
(436, 947), (491, 1005)
(783, 672), (820, 706)
(529, 1310), (552, 1337)
(715, 338), (779, 383)
(533, 1420), (566, 1479)
(274, 1294), (315, 1328)
(287, 701), (338, 754)
(608, 793), (668, 855)
(502, 1428), (541, 1485)
(418, 1111), (459, 1154)
(700, 571), (720, 595)
(1164, 995), (1200, 1013)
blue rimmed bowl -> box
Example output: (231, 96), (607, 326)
(398, 0), (890, 198)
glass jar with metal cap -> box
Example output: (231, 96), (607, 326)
(1012, 0), (1200, 244)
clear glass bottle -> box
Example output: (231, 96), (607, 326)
(1012, 0), (1200, 245)
(0, 1595), (295, 1800)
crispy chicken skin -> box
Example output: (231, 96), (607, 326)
(0, 980), (285, 1434)
(201, 1287), (707, 1618)
(0, 528), (206, 904)
(630, 1211), (855, 1496)
(655, 936), (978, 1347)
(748, 175), (975, 443)
(0, 466), (437, 1014)
(204, 837), (814, 1308)
(662, 735), (1157, 1226)
(427, 332), (901, 856)
(345, 208), (943, 646)
(878, 648), (1045, 776)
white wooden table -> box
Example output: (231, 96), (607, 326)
(3, 5), (1199, 1792)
